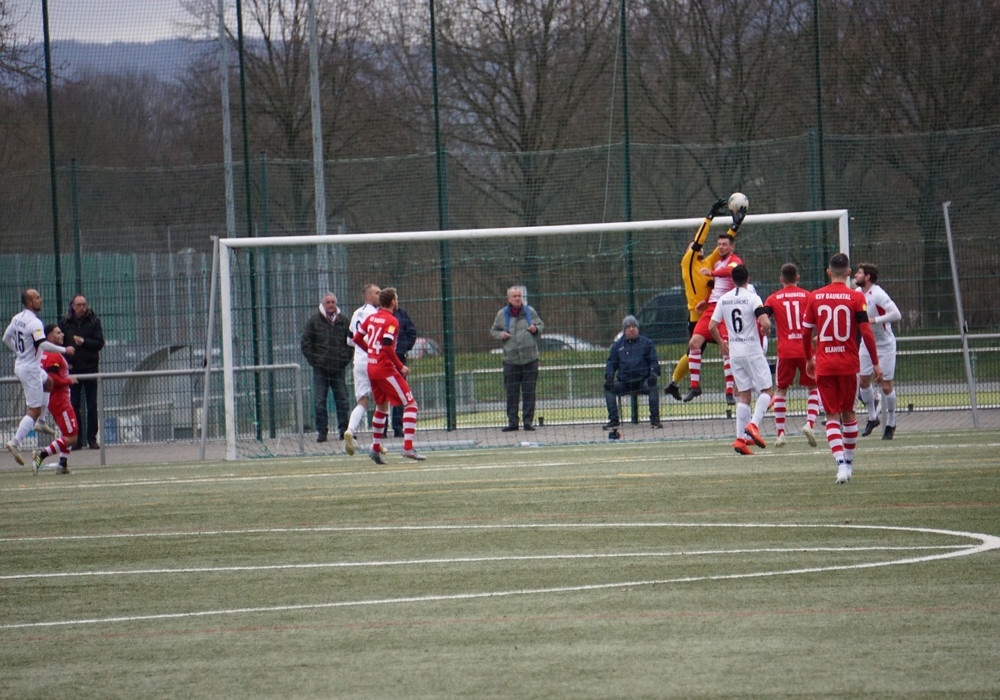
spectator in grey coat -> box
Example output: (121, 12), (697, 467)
(490, 286), (544, 432)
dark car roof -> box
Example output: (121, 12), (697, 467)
(634, 289), (689, 345)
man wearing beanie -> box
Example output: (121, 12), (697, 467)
(603, 315), (662, 429)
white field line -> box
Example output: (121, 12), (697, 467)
(0, 545), (970, 580)
(3, 440), (998, 493)
(3, 524), (998, 630)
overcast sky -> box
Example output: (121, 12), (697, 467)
(12, 0), (217, 44)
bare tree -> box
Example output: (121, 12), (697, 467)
(177, 0), (413, 232)
(826, 0), (1000, 322)
(429, 0), (618, 225)
(629, 0), (814, 203)
(0, 0), (42, 93)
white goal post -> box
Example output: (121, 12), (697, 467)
(215, 209), (850, 460)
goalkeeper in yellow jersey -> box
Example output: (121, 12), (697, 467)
(664, 198), (742, 401)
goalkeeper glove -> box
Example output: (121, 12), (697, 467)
(707, 198), (729, 219)
(731, 208), (747, 231)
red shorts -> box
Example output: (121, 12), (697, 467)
(48, 399), (79, 438)
(816, 374), (860, 416)
(368, 365), (415, 407)
(691, 304), (726, 342)
(775, 356), (815, 389)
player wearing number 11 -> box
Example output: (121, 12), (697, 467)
(763, 263), (821, 448)
(802, 254), (882, 485)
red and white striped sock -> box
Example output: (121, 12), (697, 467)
(842, 419), (858, 463)
(723, 356), (733, 394)
(826, 420), (844, 463)
(403, 405), (417, 451)
(773, 395), (786, 434)
(371, 410), (387, 452)
(688, 347), (702, 387)
(806, 388), (820, 428)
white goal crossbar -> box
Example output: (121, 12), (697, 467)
(215, 210), (849, 459)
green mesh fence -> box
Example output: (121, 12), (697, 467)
(1, 1), (998, 459)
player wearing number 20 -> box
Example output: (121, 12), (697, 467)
(802, 253), (882, 485)
(708, 265), (773, 456)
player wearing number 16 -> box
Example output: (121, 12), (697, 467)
(351, 287), (425, 463)
(3, 289), (75, 467)
(802, 254), (882, 485)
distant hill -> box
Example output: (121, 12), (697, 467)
(37, 39), (217, 84)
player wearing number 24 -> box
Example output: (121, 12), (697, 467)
(352, 287), (425, 462)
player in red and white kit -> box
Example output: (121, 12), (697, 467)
(352, 287), (425, 463)
(683, 231), (743, 403)
(34, 324), (79, 475)
(802, 254), (882, 485)
(763, 263), (821, 448)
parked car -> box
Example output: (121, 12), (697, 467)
(537, 333), (602, 352)
(491, 333), (601, 354)
(626, 288), (689, 345)
(408, 336), (441, 360)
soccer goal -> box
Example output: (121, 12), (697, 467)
(214, 210), (850, 460)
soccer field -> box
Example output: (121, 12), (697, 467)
(3, 431), (999, 698)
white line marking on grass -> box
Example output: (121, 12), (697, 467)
(3, 524), (998, 630)
(0, 545), (968, 580)
(5, 442), (996, 494)
(0, 520), (993, 542)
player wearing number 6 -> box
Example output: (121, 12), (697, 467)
(709, 265), (773, 455)
(802, 254), (882, 485)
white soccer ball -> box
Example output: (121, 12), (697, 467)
(728, 192), (749, 214)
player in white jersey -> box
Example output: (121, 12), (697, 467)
(853, 263), (902, 439)
(2, 289), (74, 465)
(709, 265), (773, 455)
(342, 283), (381, 456)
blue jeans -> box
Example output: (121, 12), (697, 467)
(312, 367), (350, 438)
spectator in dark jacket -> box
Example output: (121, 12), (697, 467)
(58, 294), (105, 449)
(390, 307), (418, 437)
(603, 315), (662, 429)
(301, 293), (353, 443)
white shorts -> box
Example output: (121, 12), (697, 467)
(15, 363), (48, 409)
(860, 340), (896, 381)
(730, 353), (773, 394)
(352, 360), (372, 400)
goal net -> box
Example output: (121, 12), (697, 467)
(216, 210), (849, 460)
